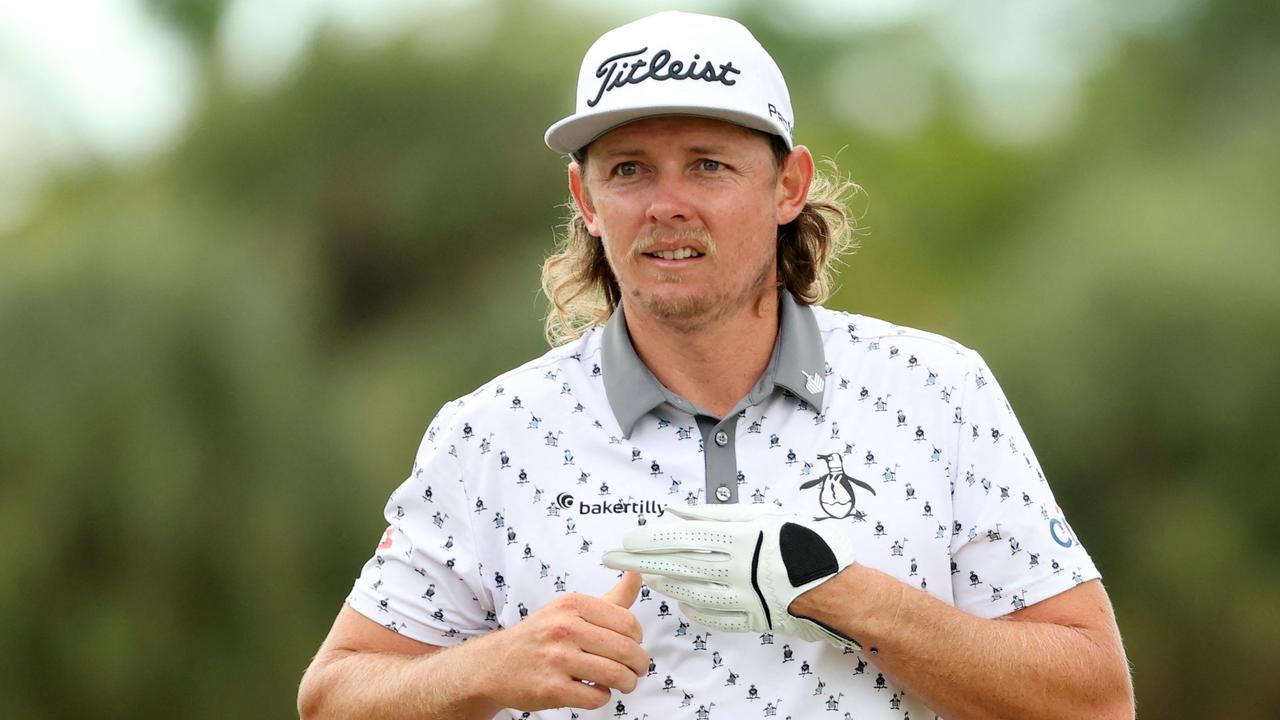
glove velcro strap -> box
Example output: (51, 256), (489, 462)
(792, 614), (864, 652)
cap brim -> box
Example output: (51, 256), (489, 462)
(545, 104), (793, 155)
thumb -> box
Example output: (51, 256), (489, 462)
(600, 571), (643, 608)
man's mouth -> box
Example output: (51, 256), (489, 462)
(646, 248), (705, 260)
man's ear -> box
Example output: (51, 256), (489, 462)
(775, 146), (815, 225)
(568, 161), (602, 237)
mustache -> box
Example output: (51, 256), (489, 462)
(629, 228), (717, 258)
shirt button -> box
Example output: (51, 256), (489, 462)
(715, 485), (732, 502)
(714, 430), (729, 446)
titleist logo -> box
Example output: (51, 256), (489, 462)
(587, 47), (742, 108)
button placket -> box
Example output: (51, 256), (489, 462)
(697, 416), (739, 505)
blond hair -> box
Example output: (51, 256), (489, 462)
(540, 140), (860, 346)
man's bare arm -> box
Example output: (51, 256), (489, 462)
(790, 569), (1134, 720)
(298, 574), (648, 719)
(297, 605), (497, 720)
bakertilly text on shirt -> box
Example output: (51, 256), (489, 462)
(557, 492), (666, 517)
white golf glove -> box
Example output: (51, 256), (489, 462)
(602, 504), (860, 650)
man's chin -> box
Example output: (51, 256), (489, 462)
(632, 291), (719, 324)
(628, 282), (777, 327)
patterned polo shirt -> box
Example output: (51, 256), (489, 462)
(348, 292), (1099, 720)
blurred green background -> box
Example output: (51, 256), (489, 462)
(2, 0), (1277, 717)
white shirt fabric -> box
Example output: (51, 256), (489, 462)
(348, 294), (1099, 720)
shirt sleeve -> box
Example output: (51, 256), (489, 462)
(347, 404), (499, 645)
(948, 349), (1100, 619)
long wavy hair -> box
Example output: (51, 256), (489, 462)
(541, 135), (861, 346)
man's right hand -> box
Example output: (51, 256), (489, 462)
(299, 572), (649, 719)
(473, 571), (649, 712)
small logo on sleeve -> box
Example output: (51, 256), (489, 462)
(1049, 516), (1077, 548)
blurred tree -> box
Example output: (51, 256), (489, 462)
(147, 0), (231, 51)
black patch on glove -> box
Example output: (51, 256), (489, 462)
(780, 522), (839, 587)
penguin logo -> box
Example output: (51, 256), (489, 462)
(800, 452), (876, 521)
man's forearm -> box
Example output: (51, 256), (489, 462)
(790, 564), (1134, 720)
(298, 639), (500, 720)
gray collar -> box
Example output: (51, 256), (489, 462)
(602, 291), (827, 438)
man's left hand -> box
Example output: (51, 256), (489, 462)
(602, 504), (860, 649)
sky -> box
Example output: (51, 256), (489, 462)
(0, 0), (1193, 234)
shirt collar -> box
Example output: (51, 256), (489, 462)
(602, 290), (827, 438)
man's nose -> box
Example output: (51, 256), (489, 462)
(646, 171), (694, 225)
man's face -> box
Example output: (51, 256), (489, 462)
(569, 116), (810, 329)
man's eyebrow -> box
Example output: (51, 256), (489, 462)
(594, 148), (647, 160)
(595, 144), (733, 159)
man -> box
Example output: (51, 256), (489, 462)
(298, 12), (1133, 720)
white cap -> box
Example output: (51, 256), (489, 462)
(544, 11), (795, 155)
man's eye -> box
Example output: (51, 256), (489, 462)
(700, 159), (722, 171)
(616, 162), (638, 176)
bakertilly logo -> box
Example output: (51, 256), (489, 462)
(556, 492), (665, 517)
(587, 47), (742, 107)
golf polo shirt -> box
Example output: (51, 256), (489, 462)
(348, 292), (1100, 720)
